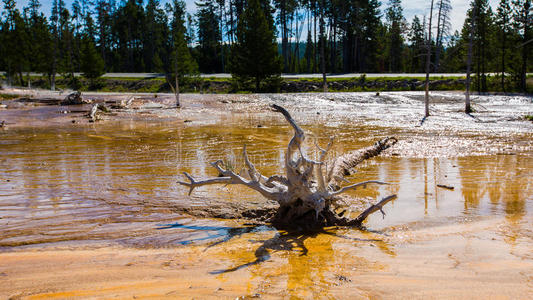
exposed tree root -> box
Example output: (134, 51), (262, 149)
(179, 104), (398, 229)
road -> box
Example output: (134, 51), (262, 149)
(2, 72), (531, 79)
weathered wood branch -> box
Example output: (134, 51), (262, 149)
(354, 194), (397, 224)
(331, 180), (390, 196)
(327, 137), (398, 188)
(177, 172), (233, 195)
(243, 145), (261, 182)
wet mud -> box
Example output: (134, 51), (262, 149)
(0, 89), (532, 298)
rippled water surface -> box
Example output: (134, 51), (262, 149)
(1, 112), (531, 247)
(0, 92), (532, 298)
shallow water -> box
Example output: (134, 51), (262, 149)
(0, 92), (532, 298)
(1, 112), (531, 245)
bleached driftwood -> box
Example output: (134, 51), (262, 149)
(88, 103), (99, 122)
(179, 104), (398, 228)
(113, 96), (135, 109)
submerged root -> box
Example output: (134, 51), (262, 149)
(178, 104), (398, 229)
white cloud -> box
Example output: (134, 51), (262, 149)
(401, 0), (500, 33)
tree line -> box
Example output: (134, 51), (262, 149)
(0, 0), (531, 92)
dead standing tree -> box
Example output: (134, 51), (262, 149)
(179, 104), (398, 229)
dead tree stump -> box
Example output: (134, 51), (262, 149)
(179, 104), (398, 229)
(61, 91), (91, 105)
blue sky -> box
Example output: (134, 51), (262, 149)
(9, 0), (499, 34)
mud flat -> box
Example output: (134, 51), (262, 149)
(0, 89), (532, 298)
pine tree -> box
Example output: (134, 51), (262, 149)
(273, 0), (298, 73)
(95, 0), (113, 69)
(196, 0), (222, 73)
(385, 0), (406, 72)
(81, 13), (104, 80)
(26, 0), (51, 79)
(408, 15), (425, 72)
(49, 0), (62, 90)
(113, 0), (145, 72)
(144, 0), (168, 72)
(496, 0), (513, 92)
(58, 8), (76, 79)
(2, 0), (31, 86)
(71, 0), (83, 72)
(361, 0), (383, 72)
(2, 0), (17, 85)
(303, 30), (314, 73)
(464, 0), (494, 93)
(441, 30), (464, 72)
(166, 0), (198, 107)
(230, 0), (281, 91)
(512, 0), (532, 93)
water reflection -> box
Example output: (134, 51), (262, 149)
(0, 119), (532, 249)
(457, 155), (532, 219)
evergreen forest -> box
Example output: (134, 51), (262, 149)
(0, 0), (531, 92)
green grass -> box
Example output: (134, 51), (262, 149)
(289, 75), (465, 83)
(524, 115), (533, 121)
(5, 73), (530, 94)
(103, 77), (167, 82)
(0, 93), (21, 100)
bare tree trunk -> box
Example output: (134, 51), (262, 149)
(51, 35), (57, 91)
(166, 71), (180, 108)
(18, 71), (24, 86)
(175, 72), (180, 108)
(174, 53), (180, 107)
(330, 18), (336, 73)
(179, 104), (398, 229)
(501, 29), (506, 93)
(465, 2), (477, 114)
(435, 0), (443, 72)
(292, 12), (305, 73)
(6, 63), (12, 87)
(434, 0), (450, 72)
(481, 22), (487, 93)
(520, 42), (528, 93)
(424, 0), (434, 118)
(51, 73), (56, 92)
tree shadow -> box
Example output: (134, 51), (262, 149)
(209, 227), (392, 274)
(157, 222), (394, 274)
(210, 230), (313, 274)
(419, 115), (428, 126)
(156, 222), (274, 246)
